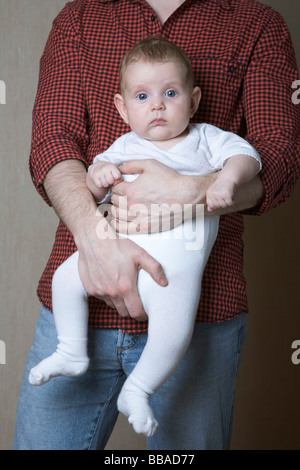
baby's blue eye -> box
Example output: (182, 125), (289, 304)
(137, 93), (148, 101)
(166, 90), (177, 97)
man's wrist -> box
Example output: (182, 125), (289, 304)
(73, 206), (117, 250)
(182, 173), (218, 205)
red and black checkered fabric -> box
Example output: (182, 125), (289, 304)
(29, 0), (300, 332)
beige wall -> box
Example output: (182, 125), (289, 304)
(0, 0), (299, 451)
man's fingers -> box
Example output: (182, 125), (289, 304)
(139, 252), (168, 287)
(77, 233), (158, 322)
(110, 218), (128, 234)
(110, 203), (139, 222)
(111, 218), (146, 235)
(108, 281), (148, 321)
(119, 160), (151, 175)
(123, 293), (148, 321)
(109, 298), (130, 317)
(111, 180), (132, 197)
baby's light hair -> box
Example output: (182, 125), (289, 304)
(119, 37), (195, 93)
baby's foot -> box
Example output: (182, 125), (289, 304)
(117, 377), (158, 437)
(29, 351), (89, 386)
(128, 414), (158, 438)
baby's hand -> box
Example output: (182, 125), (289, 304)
(206, 177), (236, 212)
(90, 162), (122, 188)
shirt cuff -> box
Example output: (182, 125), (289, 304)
(242, 137), (298, 216)
(29, 135), (88, 206)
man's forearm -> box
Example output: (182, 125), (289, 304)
(43, 159), (101, 241)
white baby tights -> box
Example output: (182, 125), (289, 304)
(29, 215), (219, 437)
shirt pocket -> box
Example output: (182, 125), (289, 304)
(190, 56), (247, 130)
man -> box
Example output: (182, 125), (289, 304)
(14, 0), (300, 450)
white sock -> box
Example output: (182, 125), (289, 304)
(117, 375), (158, 437)
(29, 337), (89, 385)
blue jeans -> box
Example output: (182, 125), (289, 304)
(13, 306), (247, 450)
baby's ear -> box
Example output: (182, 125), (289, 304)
(114, 94), (129, 124)
(190, 86), (201, 117)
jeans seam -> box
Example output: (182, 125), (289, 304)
(117, 333), (144, 352)
(87, 370), (125, 450)
(225, 315), (245, 449)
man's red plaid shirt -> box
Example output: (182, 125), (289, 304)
(29, 0), (300, 333)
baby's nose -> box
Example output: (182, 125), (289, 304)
(151, 98), (165, 111)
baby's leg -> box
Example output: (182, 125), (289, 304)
(117, 267), (200, 437)
(29, 251), (89, 385)
(117, 216), (219, 436)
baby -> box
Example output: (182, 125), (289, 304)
(29, 37), (261, 437)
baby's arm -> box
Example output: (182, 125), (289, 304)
(86, 161), (122, 202)
(206, 154), (261, 212)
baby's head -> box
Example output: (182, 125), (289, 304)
(119, 37), (195, 95)
(114, 37), (201, 144)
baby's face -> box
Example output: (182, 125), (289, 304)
(117, 60), (200, 144)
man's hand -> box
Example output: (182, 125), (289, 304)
(44, 159), (168, 321)
(76, 212), (168, 321)
(110, 159), (265, 232)
(110, 159), (215, 234)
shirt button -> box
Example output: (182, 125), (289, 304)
(228, 64), (238, 73)
(151, 14), (156, 22)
